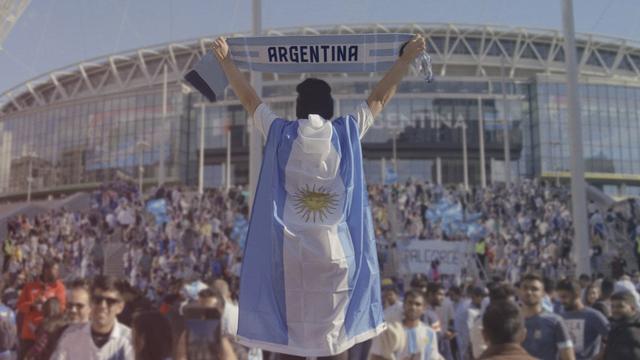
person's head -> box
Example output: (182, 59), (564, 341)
(90, 275), (125, 331)
(426, 282), (445, 307)
(212, 279), (231, 301)
(382, 286), (399, 307)
(556, 279), (582, 311)
(41, 259), (59, 283)
(488, 282), (516, 303)
(448, 286), (462, 303)
(410, 276), (429, 296)
(601, 278), (615, 300)
(482, 300), (526, 346)
(579, 273), (591, 288)
(67, 279), (92, 324)
(132, 311), (173, 360)
(543, 277), (556, 297)
(197, 288), (224, 311)
(611, 291), (638, 320)
(520, 273), (545, 307)
(584, 283), (600, 306)
(42, 297), (61, 319)
(471, 286), (487, 307)
(403, 290), (427, 322)
(295, 78), (334, 120)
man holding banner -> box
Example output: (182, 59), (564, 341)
(211, 34), (426, 358)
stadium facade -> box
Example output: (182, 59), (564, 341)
(2, 23), (640, 199)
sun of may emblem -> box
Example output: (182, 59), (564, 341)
(293, 184), (339, 223)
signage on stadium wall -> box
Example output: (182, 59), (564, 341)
(398, 240), (470, 275)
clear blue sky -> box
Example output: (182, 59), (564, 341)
(1, 0), (638, 93)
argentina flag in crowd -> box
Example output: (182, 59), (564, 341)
(236, 111), (385, 356)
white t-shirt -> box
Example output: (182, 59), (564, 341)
(51, 322), (134, 360)
(370, 321), (443, 360)
(253, 101), (375, 140)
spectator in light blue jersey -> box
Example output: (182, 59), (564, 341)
(520, 273), (575, 360)
(556, 279), (609, 360)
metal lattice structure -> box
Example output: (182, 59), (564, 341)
(0, 0), (29, 49)
(3, 22), (640, 116)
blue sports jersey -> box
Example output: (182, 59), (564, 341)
(523, 311), (573, 360)
(561, 307), (609, 360)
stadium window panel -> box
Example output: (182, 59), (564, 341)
(465, 38), (481, 54)
(485, 40), (503, 57)
(520, 43), (537, 60)
(499, 39), (516, 57)
(533, 42), (551, 60)
(553, 47), (565, 62)
(451, 38), (471, 55)
(430, 36), (446, 54)
(598, 49), (617, 68)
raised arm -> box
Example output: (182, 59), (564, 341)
(212, 37), (262, 116)
(366, 34), (426, 118)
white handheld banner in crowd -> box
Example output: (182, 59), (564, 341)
(398, 240), (470, 275)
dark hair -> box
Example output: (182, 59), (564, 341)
(410, 275), (428, 290)
(543, 277), (556, 293)
(68, 278), (90, 292)
(426, 282), (443, 295)
(91, 275), (122, 297)
(43, 298), (61, 319)
(382, 286), (398, 294)
(471, 286), (488, 298)
(295, 78), (334, 120)
(132, 311), (173, 360)
(404, 289), (426, 303)
(448, 286), (462, 296)
(520, 273), (544, 285)
(556, 279), (581, 296)
(579, 273), (591, 282)
(601, 278), (615, 298)
(611, 290), (637, 308)
(42, 259), (59, 273)
(489, 282), (515, 302)
(482, 300), (523, 345)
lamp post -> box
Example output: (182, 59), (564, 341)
(563, 0), (590, 275)
(136, 141), (150, 195)
(26, 151), (35, 202)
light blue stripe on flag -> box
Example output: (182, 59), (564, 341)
(237, 119), (296, 345)
(369, 48), (397, 56)
(231, 50), (259, 58)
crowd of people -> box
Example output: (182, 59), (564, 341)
(0, 178), (638, 359)
(372, 178), (640, 281)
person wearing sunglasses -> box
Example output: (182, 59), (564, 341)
(66, 278), (92, 324)
(51, 275), (134, 360)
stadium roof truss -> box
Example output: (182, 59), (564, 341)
(2, 23), (640, 117)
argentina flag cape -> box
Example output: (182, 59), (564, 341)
(236, 114), (385, 356)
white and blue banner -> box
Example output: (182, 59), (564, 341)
(237, 115), (385, 356)
(398, 240), (471, 276)
(185, 33), (414, 102)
